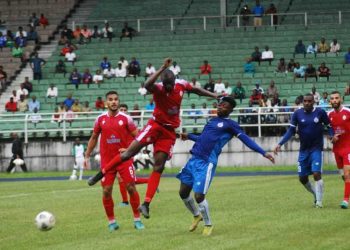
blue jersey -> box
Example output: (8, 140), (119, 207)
(188, 116), (266, 165)
(279, 107), (333, 151)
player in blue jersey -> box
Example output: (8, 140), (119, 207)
(177, 96), (275, 236)
(274, 93), (334, 208)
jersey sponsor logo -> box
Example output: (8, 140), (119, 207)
(313, 117), (319, 123)
(217, 122), (223, 128)
(196, 181), (201, 186)
(106, 135), (121, 144)
(343, 115), (347, 120)
(119, 120), (123, 126)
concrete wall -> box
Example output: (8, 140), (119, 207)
(0, 137), (336, 172)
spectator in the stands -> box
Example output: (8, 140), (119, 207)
(65, 49), (77, 65)
(11, 90), (20, 102)
(100, 57), (111, 70)
(254, 82), (264, 94)
(64, 106), (75, 125)
(330, 39), (340, 54)
(261, 46), (274, 65)
(5, 97), (17, 112)
(118, 56), (129, 71)
(80, 25), (92, 44)
(311, 87), (321, 105)
(130, 104), (141, 124)
(287, 58), (296, 72)
(55, 59), (67, 76)
(30, 53), (46, 80)
(15, 33), (26, 47)
(128, 57), (141, 78)
(145, 63), (156, 79)
(233, 81), (246, 103)
(240, 4), (251, 29)
(209, 102), (218, 117)
(214, 78), (225, 94)
(28, 95), (40, 112)
(0, 32), (7, 51)
(64, 93), (74, 109)
(46, 83), (58, 102)
(27, 26), (38, 44)
(138, 82), (147, 97)
(82, 68), (93, 87)
(115, 63), (127, 78)
(344, 47), (350, 67)
(169, 61), (181, 78)
(82, 101), (92, 113)
(203, 78), (215, 93)
(57, 102), (66, 114)
(271, 93), (281, 107)
(71, 99), (82, 112)
(276, 58), (287, 73)
(190, 77), (201, 88)
(61, 25), (74, 41)
(0, 65), (7, 91)
(250, 89), (263, 105)
(145, 98), (155, 111)
(319, 92), (329, 109)
(93, 69), (104, 86)
(199, 60), (212, 77)
(201, 103), (210, 118)
(188, 103), (201, 123)
(29, 13), (39, 27)
(294, 40), (306, 58)
(15, 26), (27, 38)
(293, 62), (305, 81)
(12, 43), (24, 59)
(29, 108), (42, 126)
(17, 84), (29, 98)
(18, 95), (28, 112)
(120, 22), (136, 41)
(317, 62), (331, 81)
(251, 46), (261, 65)
(223, 82), (232, 95)
(102, 22), (113, 42)
(39, 14), (49, 29)
(318, 38), (329, 53)
(6, 30), (15, 48)
(51, 107), (62, 124)
(266, 3), (278, 26)
(266, 80), (278, 98)
(58, 34), (68, 46)
(22, 77), (33, 93)
(91, 25), (101, 39)
(252, 0), (264, 29)
(69, 68), (81, 89)
(103, 65), (115, 79)
(244, 58), (255, 74)
(304, 63), (318, 82)
(307, 41), (318, 55)
(73, 25), (82, 41)
(95, 97), (105, 111)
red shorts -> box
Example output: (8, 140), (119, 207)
(135, 119), (176, 158)
(101, 159), (136, 187)
(334, 149), (350, 169)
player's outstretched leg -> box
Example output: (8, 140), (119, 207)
(195, 194), (213, 236)
(299, 176), (316, 206)
(179, 183), (202, 232)
(313, 173), (324, 208)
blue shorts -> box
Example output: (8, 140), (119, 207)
(297, 150), (323, 177)
(176, 156), (216, 195)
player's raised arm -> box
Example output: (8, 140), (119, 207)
(190, 86), (218, 99)
(144, 58), (172, 93)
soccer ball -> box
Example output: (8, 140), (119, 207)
(69, 174), (77, 180)
(94, 154), (101, 163)
(13, 158), (24, 166)
(35, 211), (55, 231)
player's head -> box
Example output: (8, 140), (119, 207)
(75, 137), (80, 145)
(161, 69), (175, 92)
(303, 93), (314, 112)
(119, 103), (128, 113)
(330, 90), (342, 110)
(105, 90), (119, 112)
(217, 96), (236, 117)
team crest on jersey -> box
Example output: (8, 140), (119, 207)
(119, 120), (123, 126)
(102, 119), (106, 125)
(313, 117), (319, 123)
(301, 119), (305, 122)
(217, 122), (223, 128)
(343, 115), (347, 120)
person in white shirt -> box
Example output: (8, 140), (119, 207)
(101, 22), (113, 42)
(138, 82), (147, 98)
(261, 46), (274, 65)
(330, 39), (340, 54)
(310, 86), (321, 105)
(144, 63), (156, 79)
(65, 50), (77, 65)
(214, 78), (225, 94)
(190, 77), (201, 88)
(11, 90), (20, 102)
(103, 65), (115, 79)
(223, 82), (232, 95)
(254, 83), (264, 94)
(29, 108), (42, 126)
(46, 83), (58, 102)
(169, 61), (181, 78)
(15, 26), (27, 38)
(93, 70), (104, 86)
(70, 137), (86, 180)
(17, 84), (29, 98)
(118, 56), (129, 71)
(307, 42), (318, 55)
(115, 63), (127, 78)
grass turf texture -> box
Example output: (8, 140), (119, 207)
(0, 174), (349, 250)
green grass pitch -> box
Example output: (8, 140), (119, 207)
(0, 172), (349, 250)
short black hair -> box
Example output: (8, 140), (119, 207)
(303, 93), (314, 99)
(105, 90), (118, 98)
(331, 90), (341, 95)
(219, 96), (236, 109)
(119, 103), (128, 109)
(161, 69), (175, 81)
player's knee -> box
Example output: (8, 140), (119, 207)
(103, 188), (112, 198)
(126, 183), (136, 194)
(179, 189), (188, 199)
(299, 176), (308, 185)
(194, 193), (205, 203)
(313, 172), (322, 181)
(153, 164), (165, 173)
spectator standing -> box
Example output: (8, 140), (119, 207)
(120, 22), (136, 41)
(169, 61), (181, 78)
(69, 68), (81, 89)
(317, 62), (331, 81)
(240, 4), (251, 29)
(30, 53), (46, 81)
(28, 95), (40, 112)
(294, 40), (306, 58)
(265, 3), (278, 26)
(5, 97), (17, 112)
(261, 46), (274, 65)
(252, 0), (264, 29)
(6, 133), (28, 173)
(145, 63), (156, 79)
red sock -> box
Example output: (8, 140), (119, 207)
(103, 154), (122, 173)
(102, 196), (115, 221)
(119, 182), (128, 203)
(344, 182), (350, 201)
(129, 190), (141, 218)
(144, 171), (162, 203)
(135, 177), (149, 185)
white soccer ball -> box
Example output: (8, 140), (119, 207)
(94, 154), (101, 163)
(13, 158), (24, 166)
(69, 174), (77, 180)
(35, 211), (55, 231)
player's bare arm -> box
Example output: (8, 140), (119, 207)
(85, 132), (99, 162)
(190, 86), (218, 99)
(144, 58), (172, 92)
(179, 133), (188, 141)
(273, 144), (281, 155)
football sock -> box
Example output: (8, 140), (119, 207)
(144, 171), (162, 203)
(102, 196), (115, 221)
(135, 177), (149, 184)
(129, 190), (141, 219)
(198, 199), (212, 226)
(344, 182), (350, 202)
(315, 179), (324, 203)
(72, 168), (77, 176)
(104, 154), (122, 173)
(303, 182), (316, 199)
(79, 168), (83, 180)
(119, 182), (128, 203)
(182, 196), (200, 217)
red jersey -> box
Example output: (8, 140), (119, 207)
(328, 107), (350, 152)
(152, 79), (192, 128)
(93, 112), (137, 167)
